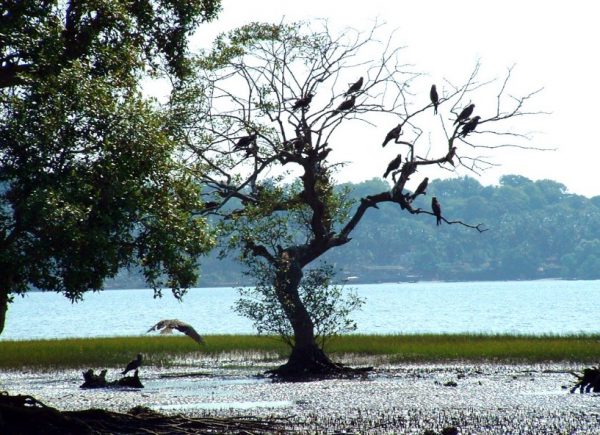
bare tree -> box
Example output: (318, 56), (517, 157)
(174, 22), (543, 379)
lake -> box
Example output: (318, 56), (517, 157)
(2, 280), (599, 340)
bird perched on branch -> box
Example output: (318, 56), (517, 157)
(292, 93), (314, 111)
(454, 104), (475, 125)
(122, 353), (142, 375)
(234, 132), (257, 150)
(383, 154), (402, 178)
(460, 116), (481, 137)
(147, 319), (205, 345)
(382, 124), (402, 147)
(410, 177), (429, 200)
(430, 85), (439, 115)
(345, 77), (363, 96)
(333, 95), (355, 115)
(431, 197), (442, 226)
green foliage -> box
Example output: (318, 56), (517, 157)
(235, 263), (364, 348)
(109, 174), (600, 287)
(0, 1), (221, 333)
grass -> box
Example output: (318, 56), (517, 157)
(0, 333), (599, 370)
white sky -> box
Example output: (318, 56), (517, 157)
(187, 0), (600, 197)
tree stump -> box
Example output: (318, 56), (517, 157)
(570, 366), (600, 393)
(80, 369), (144, 389)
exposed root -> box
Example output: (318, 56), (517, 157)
(0, 392), (293, 434)
(266, 345), (373, 381)
(570, 365), (600, 393)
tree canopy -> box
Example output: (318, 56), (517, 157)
(174, 21), (541, 378)
(0, 0), (221, 334)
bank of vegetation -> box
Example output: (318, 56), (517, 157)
(1, 333), (599, 369)
(107, 175), (600, 288)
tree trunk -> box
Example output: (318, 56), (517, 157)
(0, 269), (11, 336)
(0, 289), (8, 336)
(268, 252), (348, 379)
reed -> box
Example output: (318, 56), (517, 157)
(0, 333), (598, 369)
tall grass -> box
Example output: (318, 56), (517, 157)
(0, 333), (599, 370)
(325, 333), (600, 363)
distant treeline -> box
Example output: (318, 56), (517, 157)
(107, 175), (600, 288)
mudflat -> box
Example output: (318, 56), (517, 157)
(1, 354), (598, 434)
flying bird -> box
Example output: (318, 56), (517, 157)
(122, 353), (142, 375)
(430, 85), (439, 115)
(345, 77), (363, 96)
(383, 154), (402, 178)
(431, 197), (442, 226)
(382, 124), (402, 147)
(333, 95), (356, 114)
(410, 177), (429, 200)
(147, 319), (205, 345)
(292, 93), (314, 111)
(454, 104), (475, 125)
(460, 116), (481, 137)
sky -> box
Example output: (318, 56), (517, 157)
(186, 0), (600, 197)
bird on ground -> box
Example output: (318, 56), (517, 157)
(430, 85), (439, 115)
(345, 77), (363, 96)
(333, 95), (356, 115)
(234, 132), (257, 150)
(292, 93), (314, 111)
(454, 104), (475, 125)
(431, 197), (443, 226)
(460, 116), (481, 137)
(122, 353), (142, 375)
(147, 319), (205, 345)
(410, 177), (429, 200)
(383, 154), (402, 178)
(382, 124), (402, 147)
(445, 147), (457, 166)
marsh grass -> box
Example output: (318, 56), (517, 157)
(324, 333), (600, 363)
(0, 333), (599, 369)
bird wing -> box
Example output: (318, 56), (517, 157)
(175, 322), (205, 345)
(147, 319), (175, 333)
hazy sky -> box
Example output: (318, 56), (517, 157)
(189, 0), (600, 197)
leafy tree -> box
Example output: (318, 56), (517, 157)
(0, 0), (221, 334)
(235, 263), (363, 348)
(173, 22), (541, 378)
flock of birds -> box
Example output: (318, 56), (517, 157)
(121, 319), (205, 375)
(230, 77), (481, 228)
(120, 83), (483, 373)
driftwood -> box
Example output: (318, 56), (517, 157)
(80, 368), (144, 389)
(0, 391), (292, 434)
(570, 365), (600, 393)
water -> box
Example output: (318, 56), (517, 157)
(2, 280), (600, 340)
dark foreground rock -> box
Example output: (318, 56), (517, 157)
(80, 369), (143, 389)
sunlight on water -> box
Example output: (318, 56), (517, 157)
(154, 400), (293, 411)
(3, 280), (600, 340)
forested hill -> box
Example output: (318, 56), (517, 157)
(108, 175), (600, 288)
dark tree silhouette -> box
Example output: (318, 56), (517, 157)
(176, 23), (543, 379)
